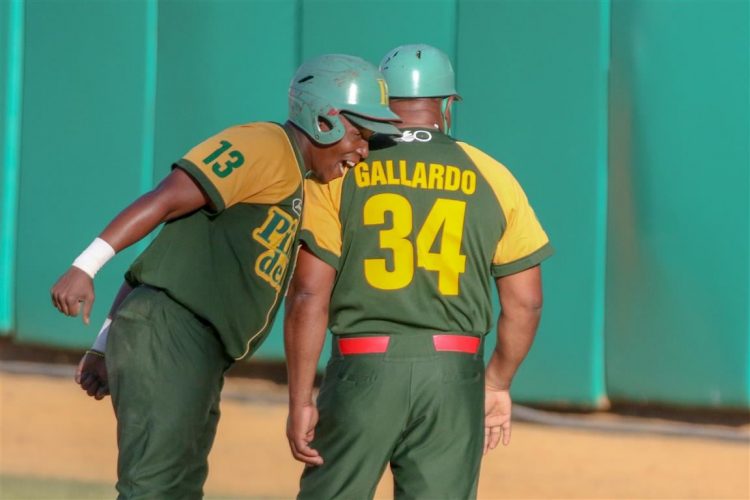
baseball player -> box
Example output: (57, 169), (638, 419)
(284, 44), (553, 499)
(50, 54), (400, 499)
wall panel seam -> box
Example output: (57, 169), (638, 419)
(135, 0), (158, 253)
(592, 0), (611, 403)
(0, 0), (25, 332)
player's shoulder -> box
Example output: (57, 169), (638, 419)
(214, 121), (288, 147)
(455, 140), (515, 180)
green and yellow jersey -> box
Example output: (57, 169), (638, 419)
(126, 122), (305, 359)
(300, 128), (552, 336)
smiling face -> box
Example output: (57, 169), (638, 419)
(307, 114), (372, 183)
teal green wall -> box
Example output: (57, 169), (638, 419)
(2, 0), (748, 408)
(153, 0), (299, 182)
(458, 0), (610, 406)
(15, 0), (154, 347)
(607, 0), (750, 407)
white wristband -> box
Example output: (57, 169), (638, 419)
(72, 237), (116, 279)
(91, 317), (112, 353)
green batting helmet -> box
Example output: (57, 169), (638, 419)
(289, 54), (401, 145)
(379, 44), (460, 99)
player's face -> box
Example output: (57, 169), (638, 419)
(308, 115), (371, 183)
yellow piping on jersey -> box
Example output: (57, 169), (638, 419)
(236, 133), (305, 361)
(354, 160), (476, 195)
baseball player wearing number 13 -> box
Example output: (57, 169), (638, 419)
(285, 45), (553, 499)
(50, 54), (400, 499)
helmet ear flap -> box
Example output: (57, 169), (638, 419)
(289, 93), (345, 145)
(312, 104), (346, 145)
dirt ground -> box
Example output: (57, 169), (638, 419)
(1, 370), (748, 499)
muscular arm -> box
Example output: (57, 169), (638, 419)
(486, 265), (544, 390)
(99, 167), (212, 252)
(284, 246), (336, 466)
(484, 265), (543, 452)
(51, 168), (210, 323)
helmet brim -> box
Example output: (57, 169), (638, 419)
(389, 93), (463, 101)
(343, 112), (402, 136)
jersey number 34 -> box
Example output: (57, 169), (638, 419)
(363, 193), (467, 296)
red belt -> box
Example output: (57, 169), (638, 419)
(337, 335), (480, 355)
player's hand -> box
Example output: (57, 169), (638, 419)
(75, 351), (109, 400)
(286, 402), (323, 466)
(484, 387), (512, 453)
(51, 266), (95, 324)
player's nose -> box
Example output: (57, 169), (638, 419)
(356, 140), (368, 160)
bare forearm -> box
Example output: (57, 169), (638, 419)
(284, 292), (329, 405)
(486, 307), (541, 390)
(487, 266), (544, 390)
(99, 169), (208, 252)
(284, 247), (336, 405)
(99, 192), (172, 251)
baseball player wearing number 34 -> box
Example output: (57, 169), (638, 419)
(50, 54), (401, 499)
(284, 44), (553, 499)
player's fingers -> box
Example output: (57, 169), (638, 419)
(94, 385), (109, 400)
(85, 380), (100, 397)
(488, 426), (502, 451)
(293, 439), (324, 466)
(51, 286), (67, 312)
(82, 295), (94, 325)
(79, 372), (95, 389)
(291, 446), (320, 465)
(65, 296), (81, 317)
(295, 441), (321, 460)
(483, 426), (490, 454)
(54, 292), (69, 315)
(81, 373), (102, 394)
(502, 421), (512, 446)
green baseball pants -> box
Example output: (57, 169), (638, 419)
(106, 286), (232, 500)
(298, 333), (485, 500)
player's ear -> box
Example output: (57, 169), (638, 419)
(442, 96), (456, 133)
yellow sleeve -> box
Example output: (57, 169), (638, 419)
(299, 176), (344, 270)
(457, 142), (553, 276)
(174, 123), (301, 212)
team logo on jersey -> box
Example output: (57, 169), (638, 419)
(397, 130), (433, 143)
(252, 207), (299, 291)
(292, 198), (303, 216)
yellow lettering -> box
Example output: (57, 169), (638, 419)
(253, 207), (293, 248)
(370, 161), (387, 186)
(255, 249), (288, 291)
(412, 162), (427, 189)
(358, 161), (474, 194)
(462, 171), (477, 195)
(399, 160), (412, 187)
(385, 160), (400, 185)
(252, 207), (298, 291)
(444, 165), (461, 191)
(428, 163), (445, 190)
(355, 163), (370, 187)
